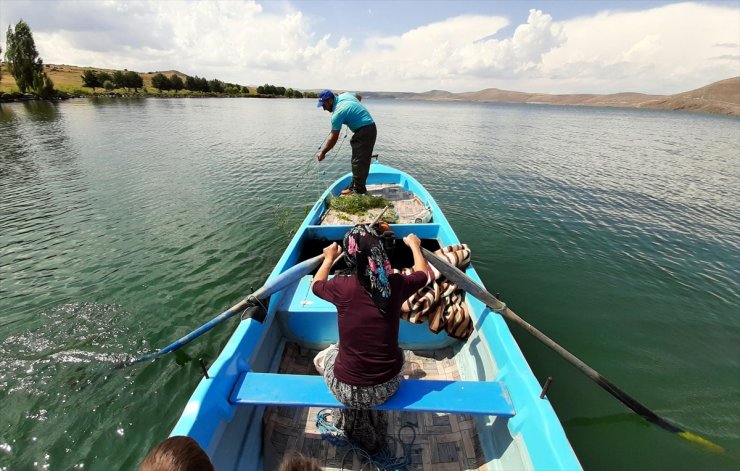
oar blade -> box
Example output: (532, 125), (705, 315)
(122, 254), (326, 367)
(678, 431), (725, 454)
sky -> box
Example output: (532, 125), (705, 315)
(1, 1), (738, 95)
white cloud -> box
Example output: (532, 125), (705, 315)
(1, 1), (738, 94)
(537, 2), (740, 94)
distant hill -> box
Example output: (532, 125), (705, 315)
(363, 77), (740, 116)
(636, 77), (740, 115)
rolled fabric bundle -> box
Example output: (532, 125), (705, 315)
(438, 280), (458, 297)
(444, 292), (474, 339)
(401, 281), (440, 324)
(427, 299), (447, 334)
(428, 245), (471, 280)
(398, 244), (473, 339)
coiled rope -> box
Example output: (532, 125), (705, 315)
(315, 408), (417, 471)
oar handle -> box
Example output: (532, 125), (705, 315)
(420, 248), (724, 453)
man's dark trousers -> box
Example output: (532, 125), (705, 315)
(349, 123), (377, 194)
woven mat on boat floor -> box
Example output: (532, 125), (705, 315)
(262, 343), (488, 471)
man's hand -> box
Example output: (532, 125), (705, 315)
(317, 131), (339, 161)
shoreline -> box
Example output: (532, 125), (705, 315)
(0, 91), (288, 104)
(2, 64), (736, 116)
(3, 91), (737, 117)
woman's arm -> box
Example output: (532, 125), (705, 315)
(313, 242), (343, 282)
(403, 233), (430, 276)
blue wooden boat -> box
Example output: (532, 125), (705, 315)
(171, 162), (582, 470)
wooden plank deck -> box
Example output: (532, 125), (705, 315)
(262, 343), (488, 470)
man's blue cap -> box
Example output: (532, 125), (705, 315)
(317, 89), (334, 107)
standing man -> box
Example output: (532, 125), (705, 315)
(316, 89), (377, 195)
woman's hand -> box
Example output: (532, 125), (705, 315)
(404, 233), (429, 276)
(323, 242), (343, 261)
(403, 234), (421, 250)
(314, 243), (343, 284)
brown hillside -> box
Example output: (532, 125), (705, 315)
(423, 87), (664, 108)
(638, 77), (740, 115)
(394, 77), (740, 115)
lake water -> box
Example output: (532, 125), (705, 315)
(0, 97), (738, 470)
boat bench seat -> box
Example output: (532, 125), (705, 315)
(230, 372), (515, 416)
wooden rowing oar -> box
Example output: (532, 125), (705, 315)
(120, 253), (325, 368)
(421, 248), (724, 453)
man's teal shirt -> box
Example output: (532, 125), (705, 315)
(330, 92), (375, 132)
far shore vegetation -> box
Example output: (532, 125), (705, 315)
(1, 19), (317, 101)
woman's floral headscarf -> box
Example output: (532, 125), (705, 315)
(343, 224), (393, 313)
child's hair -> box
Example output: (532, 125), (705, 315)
(278, 451), (323, 471)
(139, 436), (215, 471)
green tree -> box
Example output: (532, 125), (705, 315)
(103, 80), (114, 91)
(4, 20), (44, 93)
(123, 71), (143, 92)
(0, 45), (3, 83)
(186, 75), (209, 92)
(208, 79), (224, 93)
(81, 69), (101, 91)
(112, 70), (125, 89)
(97, 71), (113, 84)
(151, 72), (171, 91)
(169, 74), (183, 91)
(294, 90), (303, 98)
(185, 75), (197, 91)
(32, 69), (54, 98)
(223, 84), (241, 95)
(285, 88), (294, 98)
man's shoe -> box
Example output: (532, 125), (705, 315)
(341, 189), (354, 196)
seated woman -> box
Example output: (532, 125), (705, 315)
(312, 224), (430, 452)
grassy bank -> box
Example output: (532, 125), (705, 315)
(0, 63), (262, 97)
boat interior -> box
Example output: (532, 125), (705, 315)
(213, 183), (531, 470)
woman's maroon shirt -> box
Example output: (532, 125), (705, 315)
(312, 271), (428, 386)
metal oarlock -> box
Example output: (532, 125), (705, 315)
(540, 376), (553, 399)
(199, 358), (210, 379)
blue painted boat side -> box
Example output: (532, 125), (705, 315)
(170, 162), (581, 470)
